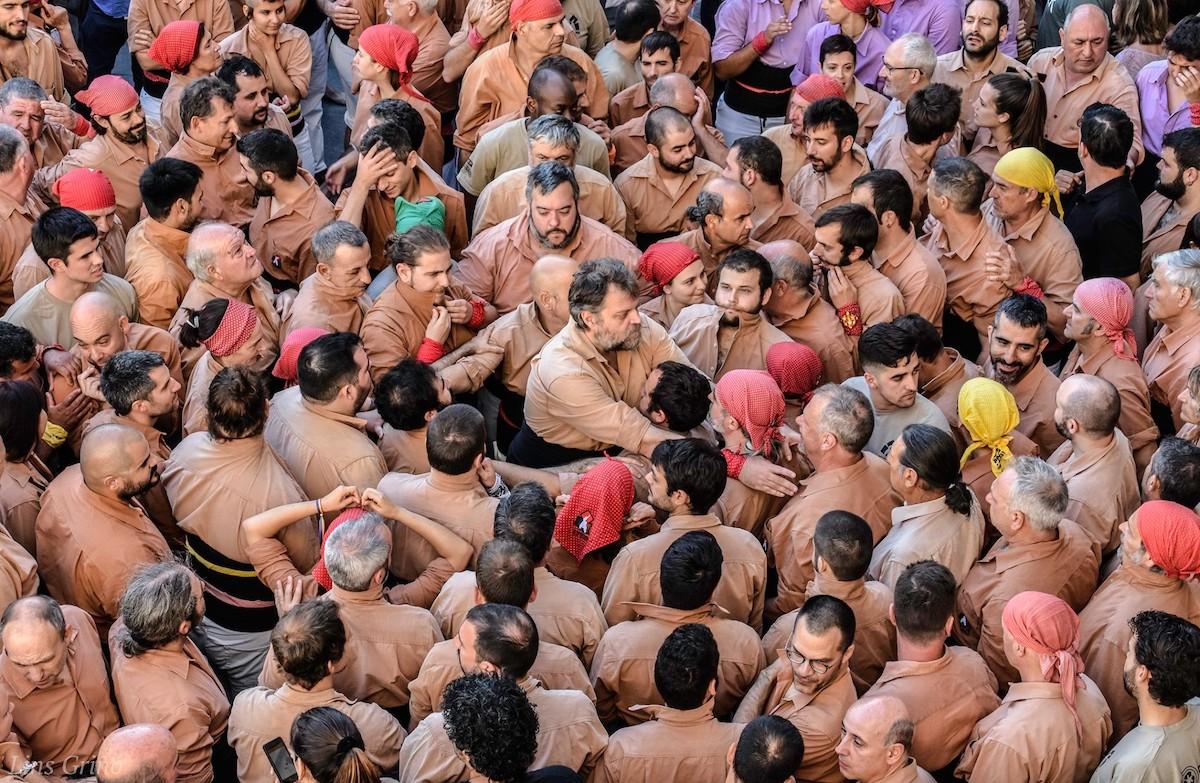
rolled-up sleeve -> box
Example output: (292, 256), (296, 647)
(712, 0), (750, 62)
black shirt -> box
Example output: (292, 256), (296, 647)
(1062, 174), (1144, 280)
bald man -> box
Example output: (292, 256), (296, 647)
(1028, 4), (1143, 170)
(1048, 374), (1140, 555)
(760, 239), (857, 383)
(97, 724), (179, 783)
(70, 292), (185, 404)
(669, 179), (762, 293)
(611, 73), (727, 174)
(836, 697), (935, 783)
(461, 255), (579, 451)
(33, 424), (171, 639)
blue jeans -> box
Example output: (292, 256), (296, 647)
(303, 20), (329, 171)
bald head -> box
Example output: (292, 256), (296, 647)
(97, 724), (178, 783)
(649, 73), (698, 115)
(71, 291), (124, 329)
(1061, 4), (1109, 75)
(1056, 373), (1120, 436)
(79, 423), (153, 495)
(837, 696), (916, 781)
(71, 292), (130, 368)
(1063, 2), (1108, 33)
(529, 254), (578, 298)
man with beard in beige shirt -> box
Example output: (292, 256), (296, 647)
(983, 294), (1064, 457)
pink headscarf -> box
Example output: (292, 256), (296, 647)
(1074, 277), (1137, 360)
(1001, 591), (1086, 735)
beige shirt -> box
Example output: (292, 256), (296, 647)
(593, 699), (744, 783)
(1091, 704), (1200, 783)
(0, 605), (118, 775)
(122, 217), (194, 329)
(12, 218), (127, 301)
(865, 646), (1001, 772)
(279, 273), (371, 341)
(835, 258), (906, 328)
(378, 425), (430, 475)
(457, 214), (641, 315)
(127, 0), (234, 59)
(248, 174), (335, 286)
(669, 305), (792, 381)
(432, 566), (606, 667)
(615, 155), (723, 242)
(359, 279), (483, 385)
(166, 132), (256, 229)
(760, 573), (895, 696)
(591, 603), (764, 723)
(986, 358), (1065, 458)
(229, 682), (404, 783)
(109, 630), (231, 783)
(473, 164), (627, 236)
(787, 147), (872, 219)
(2, 274), (138, 348)
(458, 114), (611, 195)
(1078, 564), (1200, 742)
(159, 71), (203, 148)
(0, 189), (43, 311)
(169, 276), (281, 379)
(954, 519), (1099, 689)
(750, 193), (817, 248)
(264, 385), (387, 498)
(601, 514), (767, 631)
(870, 494), (986, 591)
(1061, 345), (1158, 469)
(218, 23), (312, 101)
(0, 525), (36, 620)
(933, 49), (1028, 133)
(464, 301), (555, 396)
(669, 227), (763, 292)
(0, 455), (52, 559)
(763, 124), (807, 187)
(1142, 315), (1200, 430)
(407, 639), (594, 729)
(376, 469), (496, 582)
(869, 134), (933, 223)
(1029, 47), (1142, 163)
(34, 466), (171, 640)
(1047, 433), (1140, 555)
(523, 318), (690, 454)
(955, 677), (1112, 783)
(921, 349), (982, 443)
(31, 121), (83, 169)
(1140, 191), (1197, 277)
(400, 678), (607, 780)
(765, 453), (898, 615)
(0, 27), (67, 100)
(608, 81), (649, 129)
(733, 661), (856, 783)
(610, 113), (725, 176)
(769, 292), (858, 383)
(406, 12), (456, 114)
(921, 215), (1011, 344)
(873, 230), (946, 331)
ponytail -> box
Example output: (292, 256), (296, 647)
(177, 299), (231, 349)
(944, 480), (975, 516)
(333, 746), (379, 783)
(897, 424), (976, 516)
(291, 707), (381, 783)
(990, 72), (1047, 152)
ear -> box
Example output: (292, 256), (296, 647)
(404, 150), (419, 168)
(529, 584), (539, 604)
(839, 135), (854, 155)
(47, 256), (68, 274)
(472, 586), (485, 606)
(648, 408), (668, 426)
(759, 286), (772, 308)
(937, 129), (954, 147)
(118, 316), (131, 335)
(316, 261), (333, 279)
(725, 742), (737, 770)
(479, 660), (501, 675)
(887, 602), (896, 627)
(242, 3), (250, 15)
(1037, 336), (1050, 356)
(864, 370), (879, 391)
(942, 613), (955, 638)
(424, 408), (437, 423)
(472, 452), (484, 471)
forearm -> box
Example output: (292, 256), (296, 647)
(134, 49), (161, 70)
(636, 424), (682, 458)
(242, 499), (321, 547)
(442, 36), (480, 82)
(713, 46), (758, 81)
(263, 49), (303, 103)
(493, 461), (563, 496)
(392, 508), (473, 571)
(695, 125), (727, 163)
(337, 183), (372, 227)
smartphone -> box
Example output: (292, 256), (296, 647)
(263, 737), (299, 783)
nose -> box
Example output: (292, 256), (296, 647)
(358, 267), (372, 285)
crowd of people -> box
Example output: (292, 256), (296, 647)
(0, 0), (1197, 778)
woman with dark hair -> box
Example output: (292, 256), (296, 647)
(870, 423), (985, 590)
(290, 707), (381, 783)
(968, 71), (1047, 175)
(0, 379), (54, 556)
(1112, 0), (1168, 79)
(178, 298), (267, 436)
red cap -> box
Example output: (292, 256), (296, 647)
(796, 74), (845, 102)
(509, 0), (564, 31)
(76, 75), (139, 119)
(51, 168), (116, 212)
(200, 299), (258, 359)
(148, 20), (203, 74)
(358, 24), (419, 84)
(638, 241), (701, 295)
(273, 327), (330, 383)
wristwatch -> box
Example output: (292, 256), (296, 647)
(12, 760), (38, 779)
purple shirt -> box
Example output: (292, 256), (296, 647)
(793, 21), (891, 91)
(880, 0), (963, 55)
(1137, 59), (1190, 157)
(713, 0), (825, 69)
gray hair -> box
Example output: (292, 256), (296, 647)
(0, 125), (28, 173)
(525, 160), (579, 203)
(185, 221), (237, 281)
(1153, 249), (1200, 308)
(179, 75), (235, 133)
(568, 257), (638, 328)
(118, 561), (196, 658)
(812, 383), (875, 453)
(0, 77), (48, 107)
(892, 33), (938, 79)
(0, 595), (66, 637)
(311, 220), (368, 266)
(930, 157), (989, 214)
(324, 513), (391, 592)
(769, 252), (814, 289)
(1006, 456), (1069, 532)
(685, 189), (724, 225)
(527, 114), (580, 151)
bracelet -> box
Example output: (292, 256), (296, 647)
(316, 498), (326, 539)
(1191, 102), (1200, 127)
(750, 30), (771, 56)
(72, 112), (92, 137)
(41, 421), (68, 448)
(415, 337), (447, 363)
(835, 303), (864, 336)
(467, 26), (486, 50)
(722, 448), (746, 479)
(1012, 275), (1044, 299)
(467, 298), (487, 329)
(485, 473), (510, 498)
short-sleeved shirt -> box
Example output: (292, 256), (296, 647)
(2, 275), (138, 348)
(1063, 175), (1144, 280)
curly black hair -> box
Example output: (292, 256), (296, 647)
(442, 674), (539, 782)
(1129, 610), (1200, 707)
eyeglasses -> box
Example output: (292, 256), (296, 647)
(881, 62), (918, 73)
(784, 641), (833, 674)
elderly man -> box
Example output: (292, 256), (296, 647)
(766, 384), (898, 619)
(1141, 437), (1200, 508)
(96, 724), (179, 783)
(670, 249), (790, 380)
(734, 597), (858, 783)
(954, 457), (1099, 689)
(71, 291), (183, 389)
(921, 157), (1011, 350)
(512, 258), (690, 466)
(810, 204), (905, 334)
(611, 72), (725, 175)
(851, 170), (946, 329)
(1028, 4), (1142, 170)
(1092, 610), (1200, 781)
(760, 239), (856, 383)
(864, 561), (999, 772)
(13, 168), (127, 301)
(360, 225), (495, 386)
(0, 596), (121, 781)
(124, 158), (205, 329)
(109, 563), (230, 783)
(1061, 278), (1158, 472)
(265, 332), (384, 497)
(836, 696), (935, 783)
(473, 115), (627, 235)
(459, 162), (640, 314)
(1143, 249), (1200, 432)
(169, 221), (282, 376)
(402, 602), (607, 779)
(0, 125), (44, 312)
(725, 135), (815, 246)
(616, 106), (724, 248)
(34, 424), (172, 639)
(453, 0), (607, 157)
(167, 76), (256, 228)
(789, 98), (870, 219)
(1048, 375), (1140, 554)
(1078, 501), (1200, 741)
(0, 78), (84, 169)
(279, 221), (371, 340)
(669, 178), (760, 286)
(35, 76), (165, 234)
(868, 35), (945, 160)
(956, 591), (1112, 782)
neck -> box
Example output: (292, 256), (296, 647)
(655, 158), (687, 184)
(45, 275), (91, 302)
(963, 45), (999, 70)
(826, 150), (861, 189)
(927, 348), (955, 376)
(125, 408), (158, 429)
(896, 632), (945, 663)
(269, 175), (309, 207)
(1014, 658), (1049, 683)
(1075, 332), (1108, 359)
(613, 38), (641, 60)
(907, 136), (940, 165)
(1083, 160), (1125, 191)
(813, 446), (861, 474)
(1070, 430), (1114, 454)
(1137, 695), (1190, 728)
(938, 209), (982, 244)
(1163, 307), (1200, 333)
(990, 121), (1013, 152)
(903, 486), (944, 505)
(752, 182), (783, 212)
(1002, 203), (1042, 234)
(839, 13), (866, 38)
(0, 173), (28, 201)
(207, 278), (248, 299)
(296, 674), (335, 692)
(1177, 185), (1200, 212)
(158, 636), (188, 654)
(872, 225), (907, 259)
(703, 225), (734, 255)
(1008, 526), (1058, 547)
(514, 40), (547, 75)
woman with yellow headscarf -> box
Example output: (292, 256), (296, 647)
(957, 377), (1040, 522)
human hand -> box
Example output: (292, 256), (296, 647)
(320, 485), (361, 513)
(475, 0), (509, 39)
(691, 86), (711, 127)
(361, 487), (400, 518)
(323, 157), (354, 196)
(45, 388), (92, 433)
(444, 298), (473, 324)
(1054, 169), (1083, 195)
(40, 99), (77, 129)
(76, 365), (104, 402)
(825, 266), (858, 310)
(272, 575), (305, 615)
(354, 143), (399, 188)
(623, 501), (657, 532)
(763, 17), (792, 44)
(331, 0), (360, 30)
(40, 2), (69, 27)
(476, 456), (497, 489)
(1175, 64), (1200, 104)
(738, 455), (797, 497)
(983, 243), (1025, 290)
(425, 306), (452, 343)
(42, 347), (81, 379)
(132, 28), (156, 52)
